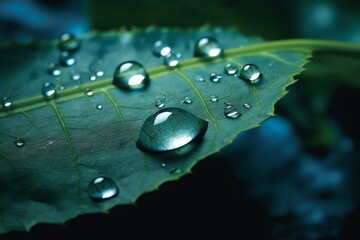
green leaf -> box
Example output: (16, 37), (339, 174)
(0, 27), (358, 235)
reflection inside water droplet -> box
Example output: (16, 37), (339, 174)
(60, 51), (76, 66)
(153, 40), (171, 57)
(88, 177), (118, 201)
(137, 107), (208, 152)
(239, 64), (261, 84)
(113, 61), (150, 90)
(194, 37), (223, 58)
(1, 97), (12, 109)
(41, 82), (56, 97)
(47, 63), (61, 76)
(13, 138), (25, 147)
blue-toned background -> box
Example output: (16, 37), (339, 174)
(1, 0), (360, 239)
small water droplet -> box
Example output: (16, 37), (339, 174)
(90, 59), (105, 77)
(239, 64), (261, 84)
(170, 168), (180, 174)
(89, 74), (97, 81)
(59, 33), (80, 52)
(224, 100), (232, 106)
(210, 95), (218, 103)
(137, 107), (208, 152)
(88, 177), (118, 201)
(1, 97), (12, 109)
(243, 103), (251, 109)
(164, 52), (181, 67)
(224, 106), (241, 119)
(41, 82), (56, 97)
(224, 63), (238, 75)
(96, 104), (103, 110)
(13, 138), (25, 147)
(194, 37), (223, 58)
(113, 61), (150, 90)
(182, 97), (193, 104)
(155, 99), (165, 108)
(194, 75), (205, 82)
(161, 163), (166, 167)
(85, 89), (94, 97)
(47, 63), (62, 76)
(69, 69), (81, 81)
(210, 73), (222, 83)
(59, 85), (65, 91)
(60, 51), (76, 66)
(153, 40), (171, 57)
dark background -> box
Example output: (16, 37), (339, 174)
(1, 0), (360, 239)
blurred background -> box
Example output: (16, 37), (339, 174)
(1, 0), (360, 239)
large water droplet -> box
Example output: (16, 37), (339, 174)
(137, 107), (208, 152)
(239, 64), (261, 84)
(96, 104), (103, 110)
(1, 97), (12, 109)
(224, 105), (241, 119)
(59, 33), (80, 52)
(194, 75), (205, 82)
(210, 95), (218, 103)
(60, 51), (76, 66)
(41, 82), (56, 97)
(155, 99), (165, 108)
(88, 177), (118, 201)
(210, 73), (222, 83)
(113, 61), (150, 90)
(47, 63), (62, 76)
(224, 63), (238, 75)
(194, 37), (223, 58)
(153, 40), (171, 57)
(164, 52), (181, 67)
(182, 97), (193, 104)
(13, 138), (25, 147)
(243, 103), (251, 109)
(85, 89), (94, 97)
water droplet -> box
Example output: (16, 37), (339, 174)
(161, 163), (166, 167)
(194, 37), (223, 58)
(113, 61), (150, 90)
(210, 73), (222, 83)
(224, 63), (238, 75)
(41, 82), (56, 97)
(170, 168), (180, 174)
(224, 100), (232, 106)
(59, 85), (65, 91)
(243, 103), (251, 109)
(90, 59), (105, 77)
(13, 138), (25, 147)
(164, 52), (181, 67)
(85, 89), (94, 97)
(60, 51), (76, 66)
(224, 106), (241, 119)
(68, 69), (80, 81)
(59, 33), (80, 52)
(89, 74), (97, 81)
(47, 63), (61, 76)
(239, 64), (261, 84)
(155, 99), (165, 108)
(210, 95), (218, 103)
(153, 40), (171, 57)
(137, 107), (208, 152)
(1, 97), (12, 109)
(96, 104), (103, 110)
(88, 177), (118, 201)
(194, 75), (205, 82)
(182, 97), (193, 104)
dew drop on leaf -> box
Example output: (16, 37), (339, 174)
(13, 138), (25, 148)
(41, 82), (56, 97)
(113, 61), (150, 90)
(96, 104), (103, 110)
(161, 163), (166, 167)
(153, 40), (171, 57)
(210, 73), (222, 83)
(155, 99), (165, 108)
(1, 97), (12, 109)
(88, 177), (118, 201)
(59, 33), (80, 52)
(90, 59), (105, 77)
(244, 103), (251, 109)
(170, 168), (180, 174)
(136, 107), (208, 152)
(163, 52), (181, 67)
(194, 37), (223, 58)
(210, 95), (219, 103)
(89, 74), (97, 81)
(194, 75), (205, 82)
(47, 63), (61, 76)
(70, 69), (81, 81)
(239, 64), (261, 84)
(60, 51), (76, 66)
(224, 105), (241, 119)
(224, 100), (232, 106)
(85, 89), (94, 97)
(224, 63), (238, 75)
(182, 97), (193, 104)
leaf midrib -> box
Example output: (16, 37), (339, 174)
(1, 39), (359, 117)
